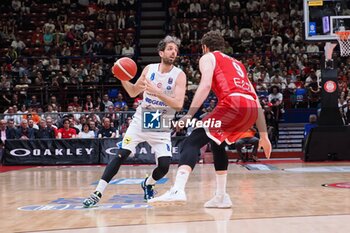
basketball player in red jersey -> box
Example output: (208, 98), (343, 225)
(149, 31), (271, 208)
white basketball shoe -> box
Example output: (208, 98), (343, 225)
(204, 193), (232, 208)
(148, 188), (187, 203)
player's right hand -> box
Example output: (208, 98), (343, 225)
(259, 136), (272, 159)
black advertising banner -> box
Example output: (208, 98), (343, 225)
(4, 139), (99, 165)
(3, 137), (194, 165)
(99, 137), (188, 164)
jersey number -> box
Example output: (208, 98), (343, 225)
(232, 61), (250, 91)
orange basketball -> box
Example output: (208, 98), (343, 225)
(112, 57), (137, 81)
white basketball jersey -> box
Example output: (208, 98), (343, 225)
(133, 63), (182, 130)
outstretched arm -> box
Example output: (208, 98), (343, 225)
(249, 83), (272, 159)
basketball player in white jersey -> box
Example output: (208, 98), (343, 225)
(83, 36), (187, 207)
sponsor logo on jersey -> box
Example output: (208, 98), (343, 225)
(168, 77), (173, 84)
(145, 97), (166, 106)
(157, 83), (162, 88)
(143, 110), (162, 129)
(166, 86), (171, 90)
(150, 72), (155, 81)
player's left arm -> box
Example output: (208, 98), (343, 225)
(186, 53), (214, 117)
(145, 71), (187, 111)
(248, 81), (271, 159)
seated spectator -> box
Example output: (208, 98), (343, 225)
(78, 123), (95, 139)
(16, 119), (35, 139)
(114, 93), (127, 110)
(35, 119), (55, 139)
(68, 96), (81, 109)
(88, 121), (98, 138)
(121, 42), (134, 58)
(56, 119), (77, 139)
(98, 117), (116, 138)
(102, 94), (114, 111)
(304, 114), (317, 139)
(6, 119), (17, 139)
(235, 127), (260, 162)
(28, 95), (41, 109)
(0, 119), (7, 145)
(268, 85), (283, 120)
(46, 117), (58, 137)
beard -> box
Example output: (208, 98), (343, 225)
(162, 57), (175, 65)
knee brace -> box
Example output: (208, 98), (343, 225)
(101, 148), (131, 182)
(211, 141), (228, 171)
(179, 128), (210, 170)
(152, 156), (171, 180)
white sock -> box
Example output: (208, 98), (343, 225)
(95, 179), (108, 195)
(172, 169), (190, 191)
(146, 175), (157, 186)
(216, 173), (227, 196)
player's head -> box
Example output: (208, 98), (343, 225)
(201, 31), (225, 54)
(157, 35), (181, 65)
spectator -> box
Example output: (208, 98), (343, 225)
(16, 119), (35, 139)
(78, 123), (95, 138)
(35, 119), (55, 139)
(56, 119), (77, 139)
(268, 86), (284, 120)
(97, 117), (116, 138)
(88, 120), (98, 138)
(119, 116), (132, 137)
(113, 93), (127, 111)
(68, 96), (81, 109)
(304, 114), (317, 139)
(28, 95), (41, 109)
(84, 95), (94, 111)
(102, 94), (114, 112)
(235, 127), (260, 162)
(6, 119), (17, 139)
(28, 119), (39, 131)
(121, 42), (134, 58)
(0, 119), (7, 145)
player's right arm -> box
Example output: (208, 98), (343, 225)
(121, 65), (148, 98)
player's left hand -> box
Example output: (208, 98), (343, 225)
(259, 136), (272, 159)
(145, 79), (161, 96)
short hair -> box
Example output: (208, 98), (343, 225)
(201, 31), (225, 52)
(309, 114), (317, 123)
(157, 35), (181, 52)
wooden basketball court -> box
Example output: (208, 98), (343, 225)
(1, 160), (349, 233)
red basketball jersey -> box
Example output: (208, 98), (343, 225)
(211, 51), (256, 101)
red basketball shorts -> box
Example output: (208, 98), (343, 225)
(201, 93), (258, 145)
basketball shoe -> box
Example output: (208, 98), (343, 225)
(82, 191), (102, 208)
(141, 177), (155, 200)
(148, 187), (186, 203)
(204, 193), (232, 208)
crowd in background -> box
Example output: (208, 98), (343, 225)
(3, 0), (350, 148)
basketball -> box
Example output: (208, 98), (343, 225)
(112, 57), (137, 81)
